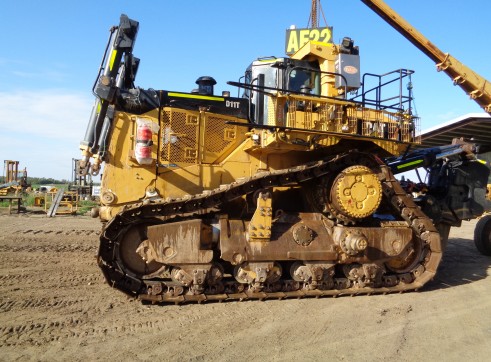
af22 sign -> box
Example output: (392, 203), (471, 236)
(285, 27), (333, 55)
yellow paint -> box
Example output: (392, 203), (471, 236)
(109, 50), (117, 71)
(168, 92), (224, 102)
(99, 37), (420, 222)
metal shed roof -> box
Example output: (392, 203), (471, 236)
(420, 113), (491, 149)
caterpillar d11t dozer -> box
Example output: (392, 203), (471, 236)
(79, 2), (490, 304)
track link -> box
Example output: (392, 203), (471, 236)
(97, 151), (442, 304)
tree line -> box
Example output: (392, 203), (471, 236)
(0, 176), (70, 185)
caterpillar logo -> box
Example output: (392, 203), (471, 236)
(285, 27), (333, 55)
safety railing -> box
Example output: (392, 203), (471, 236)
(276, 93), (420, 143)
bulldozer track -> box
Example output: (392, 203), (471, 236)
(98, 151), (442, 304)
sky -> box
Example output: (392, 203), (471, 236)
(1, 0), (490, 180)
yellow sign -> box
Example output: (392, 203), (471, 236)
(285, 27), (333, 55)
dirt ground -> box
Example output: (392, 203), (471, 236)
(0, 211), (490, 362)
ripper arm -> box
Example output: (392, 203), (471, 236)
(79, 14), (139, 175)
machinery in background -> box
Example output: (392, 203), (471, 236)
(33, 188), (80, 217)
(44, 189), (79, 217)
(68, 158), (94, 199)
(1, 160), (30, 196)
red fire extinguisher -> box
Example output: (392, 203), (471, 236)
(135, 120), (154, 165)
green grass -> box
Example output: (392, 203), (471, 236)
(77, 199), (99, 215)
(0, 192), (29, 209)
(0, 191), (99, 216)
(24, 193), (37, 206)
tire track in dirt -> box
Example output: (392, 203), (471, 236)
(0, 271), (102, 288)
(0, 313), (172, 347)
(0, 297), (83, 313)
(12, 229), (100, 236)
(0, 243), (97, 253)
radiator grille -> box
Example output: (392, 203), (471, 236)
(160, 110), (198, 163)
(160, 109), (238, 164)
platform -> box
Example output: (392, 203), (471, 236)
(0, 195), (22, 214)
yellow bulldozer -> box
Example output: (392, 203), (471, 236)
(79, 1), (491, 303)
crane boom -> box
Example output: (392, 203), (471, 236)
(361, 0), (491, 114)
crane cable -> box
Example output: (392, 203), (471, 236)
(308, 0), (328, 28)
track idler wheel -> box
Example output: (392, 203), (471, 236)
(118, 223), (165, 278)
(385, 233), (423, 273)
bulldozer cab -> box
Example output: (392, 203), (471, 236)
(242, 57), (321, 125)
(236, 37), (418, 151)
